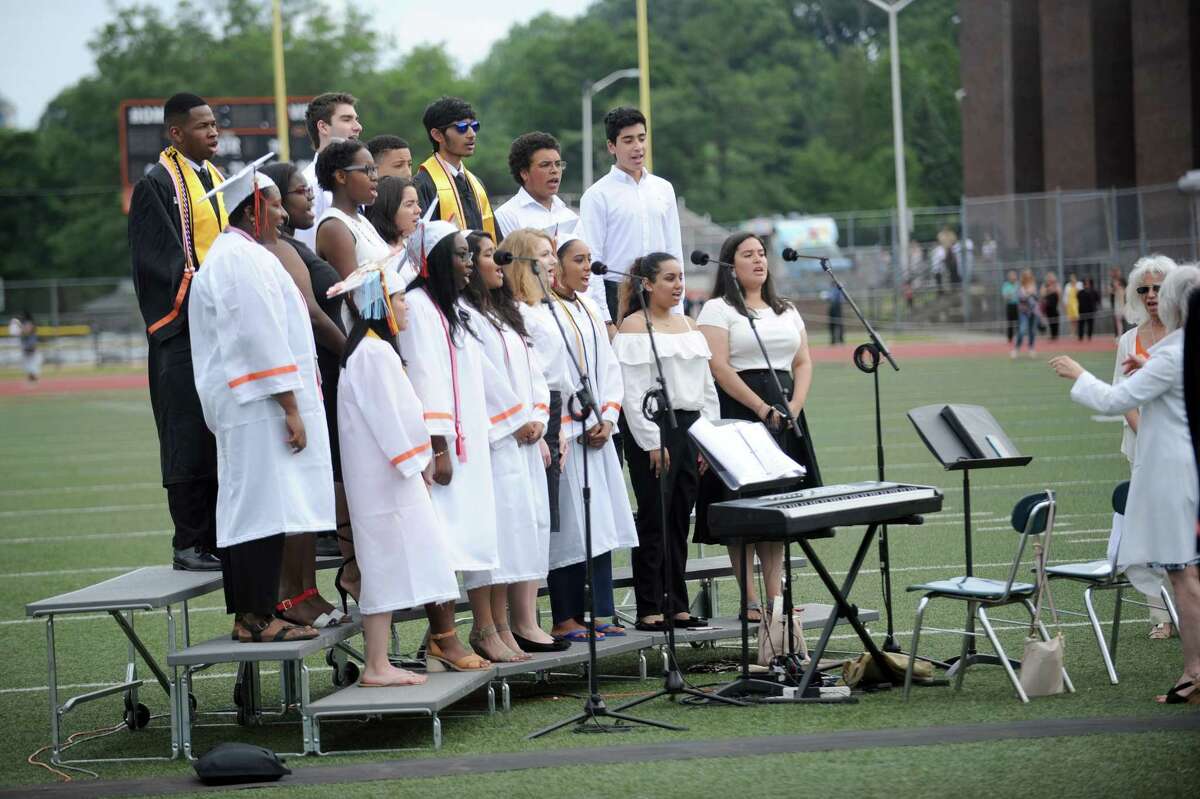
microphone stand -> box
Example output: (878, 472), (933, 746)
(590, 268), (745, 712)
(710, 260), (808, 696)
(813, 257), (905, 654)
(525, 261), (681, 739)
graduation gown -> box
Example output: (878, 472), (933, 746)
(398, 290), (515, 571)
(462, 308), (552, 589)
(338, 336), (460, 613)
(549, 293), (638, 569)
(187, 229), (335, 547)
(128, 156), (226, 485)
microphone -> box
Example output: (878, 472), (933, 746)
(589, 261), (619, 277)
(690, 250), (732, 269)
(492, 250), (541, 266)
(781, 247), (826, 262)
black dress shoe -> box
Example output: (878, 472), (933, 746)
(634, 619), (668, 632)
(673, 616), (708, 628)
(314, 533), (342, 558)
(173, 547), (221, 571)
(512, 633), (570, 652)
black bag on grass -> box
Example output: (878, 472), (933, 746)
(193, 742), (291, 785)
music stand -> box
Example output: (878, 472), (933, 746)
(688, 420), (806, 701)
(908, 404), (1032, 675)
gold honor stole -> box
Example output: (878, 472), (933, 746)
(150, 147), (227, 335)
(418, 155), (496, 239)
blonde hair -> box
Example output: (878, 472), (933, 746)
(1020, 269), (1036, 290)
(1125, 254), (1177, 325)
(496, 228), (554, 306)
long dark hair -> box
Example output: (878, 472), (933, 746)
(617, 251), (676, 321)
(364, 175), (413, 245)
(409, 233), (475, 343)
(341, 312), (401, 368)
(462, 231), (529, 339)
(711, 232), (791, 317)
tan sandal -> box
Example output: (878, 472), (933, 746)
(1149, 622), (1176, 640)
(469, 625), (527, 663)
(426, 630), (491, 672)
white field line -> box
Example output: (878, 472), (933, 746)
(0, 482), (160, 498)
(4, 529), (170, 545)
(1059, 538), (1110, 544)
(0, 503), (162, 519)
(825, 453), (1124, 473)
(2, 565), (139, 579)
(0, 616), (1157, 696)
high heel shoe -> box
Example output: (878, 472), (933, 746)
(426, 630), (491, 672)
(333, 528), (359, 615)
(469, 625), (526, 662)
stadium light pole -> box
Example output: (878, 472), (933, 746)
(581, 68), (640, 191)
(271, 0), (289, 160)
(865, 0), (917, 285)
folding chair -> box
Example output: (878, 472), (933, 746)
(903, 490), (1075, 702)
(1045, 481), (1180, 684)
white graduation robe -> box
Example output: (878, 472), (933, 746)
(462, 308), (552, 589)
(337, 336), (460, 613)
(188, 229), (335, 548)
(1070, 329), (1198, 570)
(548, 293), (638, 568)
(397, 290), (507, 571)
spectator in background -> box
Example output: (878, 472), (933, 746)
(825, 287), (844, 344)
(1064, 272), (1081, 337)
(930, 242), (946, 294)
(366, 135), (413, 179)
(1041, 272), (1061, 340)
(1077, 277), (1100, 340)
(16, 313), (40, 383)
(1001, 270), (1019, 343)
(1111, 267), (1129, 340)
(1012, 269), (1039, 358)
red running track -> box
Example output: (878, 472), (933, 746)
(0, 337), (1117, 396)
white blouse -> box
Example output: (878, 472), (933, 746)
(612, 329), (719, 451)
(697, 297), (807, 372)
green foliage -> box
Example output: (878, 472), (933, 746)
(2, 0), (963, 279)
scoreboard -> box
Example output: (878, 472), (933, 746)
(119, 96), (316, 212)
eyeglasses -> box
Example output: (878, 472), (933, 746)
(451, 120), (481, 134)
(454, 249), (474, 263)
(288, 186), (315, 200)
(535, 159), (567, 170)
(1136, 284), (1162, 295)
(341, 165), (379, 178)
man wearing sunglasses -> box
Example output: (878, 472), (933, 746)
(494, 131), (578, 242)
(414, 96), (496, 239)
(293, 92), (363, 252)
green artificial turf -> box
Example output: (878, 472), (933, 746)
(1, 349), (1195, 793)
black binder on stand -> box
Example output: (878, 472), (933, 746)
(907, 403), (1032, 675)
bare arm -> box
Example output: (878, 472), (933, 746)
(316, 219), (360, 279)
(787, 336), (814, 419)
(267, 240), (346, 356)
(1125, 408), (1139, 433)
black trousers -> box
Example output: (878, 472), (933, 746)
(218, 534), (285, 616)
(625, 410), (700, 618)
(167, 480), (218, 551)
(1005, 303), (1019, 342)
(1078, 315), (1094, 340)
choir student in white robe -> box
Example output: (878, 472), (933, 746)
(543, 234), (638, 641)
(332, 265), (459, 686)
(188, 169), (334, 643)
(396, 220), (514, 671)
(494, 229), (578, 652)
(460, 232), (562, 658)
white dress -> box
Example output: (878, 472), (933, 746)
(548, 293), (638, 568)
(188, 229), (335, 547)
(337, 336), (460, 613)
(1071, 329), (1198, 570)
(462, 307), (552, 589)
(398, 290), (515, 571)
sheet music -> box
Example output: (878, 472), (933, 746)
(689, 417), (806, 490)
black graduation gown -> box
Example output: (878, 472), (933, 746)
(413, 166), (485, 231)
(128, 163), (218, 486)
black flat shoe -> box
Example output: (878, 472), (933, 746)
(1161, 678), (1200, 704)
(635, 620), (668, 632)
(673, 617), (708, 628)
(173, 546), (221, 571)
(512, 633), (569, 652)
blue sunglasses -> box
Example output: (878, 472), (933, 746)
(451, 120), (481, 134)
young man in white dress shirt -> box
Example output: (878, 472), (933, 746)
(494, 132), (578, 241)
(579, 106), (684, 334)
(293, 92), (363, 251)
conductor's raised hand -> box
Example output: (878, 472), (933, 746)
(1049, 355), (1085, 380)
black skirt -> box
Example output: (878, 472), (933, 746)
(692, 369), (823, 545)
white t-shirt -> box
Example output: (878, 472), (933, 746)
(697, 297), (807, 372)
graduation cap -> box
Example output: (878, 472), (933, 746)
(201, 153), (276, 234)
(326, 259), (404, 336)
(541, 218), (578, 253)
